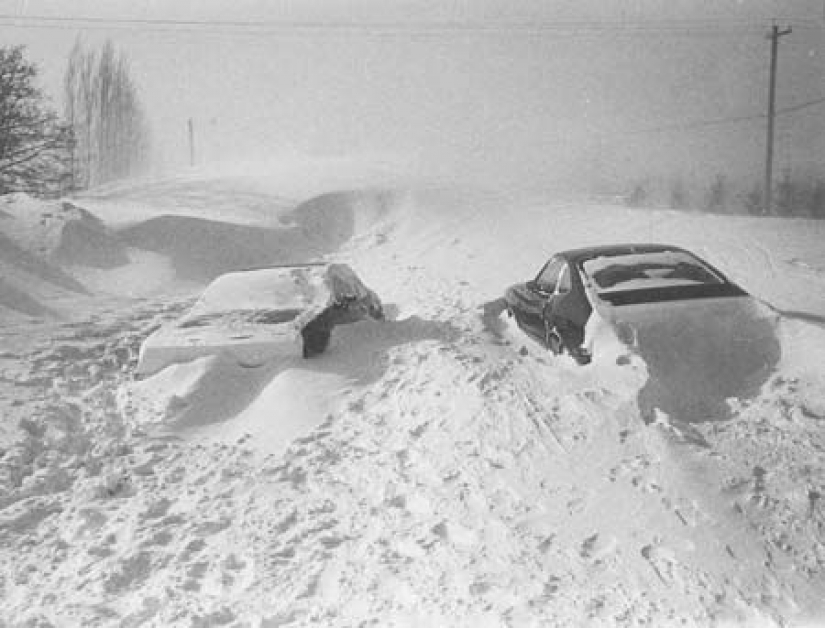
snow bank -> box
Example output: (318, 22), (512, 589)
(115, 215), (311, 282)
(0, 196), (95, 320)
(0, 194), (126, 268)
(0, 276), (59, 318)
(0, 175), (405, 320)
(606, 297), (781, 422)
(52, 204), (129, 269)
(73, 173), (295, 227)
(122, 353), (349, 459)
(110, 189), (398, 284)
(1, 179), (825, 626)
(68, 248), (187, 299)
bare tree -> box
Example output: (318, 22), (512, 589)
(64, 38), (150, 188)
(0, 46), (72, 196)
(810, 178), (825, 219)
(64, 43), (79, 189)
(668, 177), (689, 210)
(704, 174), (729, 214)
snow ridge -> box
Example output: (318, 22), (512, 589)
(1, 180), (824, 626)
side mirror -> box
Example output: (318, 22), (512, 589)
(527, 280), (552, 297)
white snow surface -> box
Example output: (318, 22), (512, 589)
(0, 173), (825, 627)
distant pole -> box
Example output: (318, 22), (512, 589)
(764, 23), (792, 215)
(188, 118), (195, 167)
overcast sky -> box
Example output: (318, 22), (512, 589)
(0, 0), (822, 192)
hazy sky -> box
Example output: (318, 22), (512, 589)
(0, 0), (822, 192)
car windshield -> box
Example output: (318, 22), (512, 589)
(581, 250), (723, 293)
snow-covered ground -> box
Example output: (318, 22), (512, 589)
(1, 171), (824, 627)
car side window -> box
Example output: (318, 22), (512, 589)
(535, 258), (564, 292)
(557, 263), (572, 294)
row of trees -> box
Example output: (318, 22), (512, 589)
(65, 40), (150, 189)
(626, 172), (825, 219)
(0, 40), (149, 197)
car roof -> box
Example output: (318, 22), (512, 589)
(555, 243), (691, 265)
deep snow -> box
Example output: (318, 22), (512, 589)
(0, 171), (824, 627)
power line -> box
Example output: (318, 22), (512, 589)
(621, 96), (825, 136)
(624, 112), (763, 135)
(775, 95), (825, 115)
(0, 13), (822, 35)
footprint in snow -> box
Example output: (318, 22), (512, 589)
(609, 455), (652, 483)
(631, 475), (663, 494)
(640, 543), (682, 587)
(580, 533), (618, 563)
(661, 496), (704, 527)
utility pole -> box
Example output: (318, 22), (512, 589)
(764, 23), (792, 215)
(188, 118), (196, 167)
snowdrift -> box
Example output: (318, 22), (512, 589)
(116, 215), (320, 281)
(52, 203), (129, 269)
(73, 174), (295, 226)
(1, 178), (825, 626)
(0, 177), (401, 320)
(0, 231), (86, 295)
(605, 296), (781, 422)
(0, 195), (126, 268)
(0, 196), (102, 320)
(110, 188), (398, 283)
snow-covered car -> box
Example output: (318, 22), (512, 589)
(504, 244), (779, 369)
(135, 263), (384, 377)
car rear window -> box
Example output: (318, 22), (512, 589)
(582, 251), (724, 292)
(178, 308), (303, 328)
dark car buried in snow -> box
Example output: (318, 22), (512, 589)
(504, 244), (778, 374)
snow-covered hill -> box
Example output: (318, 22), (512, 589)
(1, 174), (824, 627)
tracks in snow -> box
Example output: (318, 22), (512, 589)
(1, 289), (824, 625)
(222, 306), (815, 625)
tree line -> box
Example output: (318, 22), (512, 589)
(625, 171), (825, 219)
(0, 39), (150, 197)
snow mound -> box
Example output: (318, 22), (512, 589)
(0, 276), (59, 318)
(123, 353), (281, 429)
(98, 187), (400, 287)
(116, 215), (312, 282)
(286, 189), (398, 249)
(52, 203), (129, 268)
(612, 297), (781, 423)
(122, 313), (452, 457)
(0, 195), (100, 319)
(74, 174), (295, 227)
(0, 194), (126, 267)
(122, 353), (347, 459)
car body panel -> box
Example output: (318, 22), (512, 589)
(504, 282), (549, 344)
(135, 318), (299, 377)
(136, 263), (383, 377)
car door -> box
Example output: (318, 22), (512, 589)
(515, 257), (566, 343)
(544, 261), (592, 349)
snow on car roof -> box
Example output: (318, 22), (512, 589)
(183, 262), (379, 321)
(581, 250), (724, 292)
(186, 265), (328, 318)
